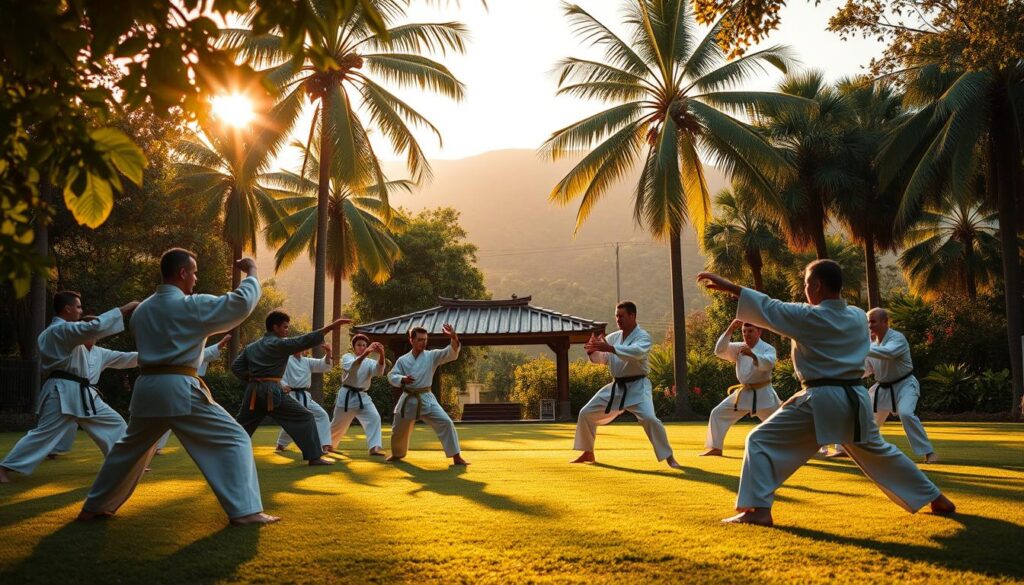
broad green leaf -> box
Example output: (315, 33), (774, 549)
(91, 127), (148, 186)
(64, 172), (114, 228)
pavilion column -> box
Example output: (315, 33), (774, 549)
(554, 340), (571, 421)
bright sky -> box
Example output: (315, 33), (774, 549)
(356, 0), (885, 162)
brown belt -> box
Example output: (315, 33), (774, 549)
(401, 387), (431, 419)
(248, 377), (283, 411)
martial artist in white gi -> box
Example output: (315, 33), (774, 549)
(49, 332), (139, 458)
(701, 319), (781, 456)
(0, 294), (138, 483)
(866, 308), (938, 463)
(153, 335), (230, 454)
(275, 345), (334, 453)
(387, 324), (469, 465)
(79, 249), (278, 525)
(572, 302), (681, 469)
(697, 260), (955, 526)
(330, 334), (386, 456)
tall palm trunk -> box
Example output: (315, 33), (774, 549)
(991, 96), (1024, 418)
(962, 232), (978, 301)
(670, 226), (693, 418)
(227, 241), (242, 364)
(745, 247), (765, 291)
(311, 98), (332, 402)
(864, 231), (881, 308)
(332, 266), (343, 355)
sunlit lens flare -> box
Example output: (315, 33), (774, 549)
(210, 94), (256, 128)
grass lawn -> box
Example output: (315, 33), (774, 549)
(0, 421), (1022, 584)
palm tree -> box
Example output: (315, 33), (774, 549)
(265, 141), (410, 351)
(877, 62), (1024, 415)
(700, 183), (786, 291)
(898, 190), (1002, 301)
(834, 77), (908, 308)
(755, 71), (864, 261)
(172, 120), (290, 362)
(222, 2), (466, 395)
(542, 0), (799, 416)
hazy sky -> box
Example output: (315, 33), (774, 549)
(344, 0), (886, 162)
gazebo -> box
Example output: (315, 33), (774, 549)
(352, 296), (607, 420)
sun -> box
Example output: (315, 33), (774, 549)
(210, 93), (256, 129)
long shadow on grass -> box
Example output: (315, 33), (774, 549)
(0, 485), (88, 529)
(777, 513), (1024, 580)
(394, 461), (555, 517)
(810, 458), (1024, 502)
(1, 520), (260, 583)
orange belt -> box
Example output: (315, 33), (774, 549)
(248, 377), (283, 411)
(140, 366), (214, 404)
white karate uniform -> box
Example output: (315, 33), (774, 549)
(735, 288), (942, 513)
(705, 331), (781, 450)
(52, 345), (139, 455)
(865, 329), (934, 457)
(82, 277), (264, 520)
(573, 327), (674, 462)
(1, 309), (129, 476)
(155, 343), (223, 451)
(330, 353), (384, 452)
(388, 345), (461, 458)
(275, 355), (333, 449)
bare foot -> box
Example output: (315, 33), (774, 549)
(154, 449), (164, 456)
(369, 449), (386, 457)
(571, 451), (596, 464)
(452, 454), (471, 466)
(0, 467), (12, 484)
(308, 457), (335, 466)
(924, 452), (939, 464)
(230, 512), (281, 526)
(76, 510), (114, 522)
(699, 448), (723, 457)
(722, 508), (774, 527)
(666, 455), (683, 469)
(322, 446), (332, 454)
(826, 450), (850, 459)
(385, 455), (404, 463)
(930, 494), (956, 515)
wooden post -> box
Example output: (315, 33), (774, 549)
(554, 340), (571, 421)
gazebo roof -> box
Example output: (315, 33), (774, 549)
(352, 296), (606, 345)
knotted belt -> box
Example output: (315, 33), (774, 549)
(400, 387), (431, 419)
(801, 378), (866, 443)
(727, 381), (771, 415)
(873, 371), (914, 413)
(290, 386), (311, 409)
(139, 365), (215, 405)
(342, 385), (366, 412)
(245, 377), (282, 411)
(604, 375), (646, 414)
(48, 370), (98, 416)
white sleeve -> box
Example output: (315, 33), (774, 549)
(432, 344), (460, 367)
(714, 331), (739, 363)
(306, 356), (332, 374)
(388, 358), (407, 387)
(867, 332), (910, 361)
(190, 276), (261, 336)
(97, 347), (139, 370)
(612, 330), (651, 364)
(53, 307), (125, 350)
(736, 287), (810, 340)
(588, 350), (609, 365)
(201, 344), (222, 365)
(752, 342), (776, 373)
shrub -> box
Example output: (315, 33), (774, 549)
(922, 363), (976, 413)
(772, 359), (800, 401)
(974, 369), (1012, 413)
(510, 357), (611, 418)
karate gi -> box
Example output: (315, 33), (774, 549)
(734, 288), (942, 513)
(233, 331), (326, 461)
(865, 329), (934, 457)
(573, 327), (674, 462)
(82, 277), (264, 520)
(155, 343), (223, 452)
(388, 345), (461, 458)
(329, 352), (384, 453)
(275, 355), (333, 449)
(705, 331), (781, 450)
(51, 345), (139, 455)
(1, 309), (129, 476)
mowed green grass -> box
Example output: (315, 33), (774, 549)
(0, 421), (1021, 584)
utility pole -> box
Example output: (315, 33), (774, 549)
(614, 242), (621, 302)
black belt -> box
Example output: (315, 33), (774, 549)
(801, 378), (865, 443)
(605, 375), (646, 414)
(873, 371), (914, 413)
(291, 387), (310, 408)
(342, 385), (366, 412)
(48, 370), (97, 416)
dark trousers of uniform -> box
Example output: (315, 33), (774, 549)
(235, 382), (321, 461)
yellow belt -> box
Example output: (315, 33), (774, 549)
(401, 387), (432, 419)
(248, 377), (283, 411)
(727, 381), (770, 413)
(139, 365), (214, 405)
